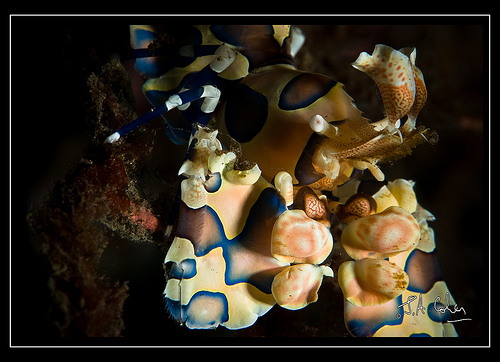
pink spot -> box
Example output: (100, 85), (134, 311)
(129, 201), (159, 231)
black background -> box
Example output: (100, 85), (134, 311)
(11, 16), (488, 345)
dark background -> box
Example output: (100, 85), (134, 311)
(12, 16), (487, 344)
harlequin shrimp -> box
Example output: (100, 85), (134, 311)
(335, 179), (458, 336)
(105, 25), (457, 336)
(164, 125), (333, 328)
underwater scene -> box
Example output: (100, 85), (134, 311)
(14, 17), (487, 346)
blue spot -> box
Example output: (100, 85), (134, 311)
(405, 249), (443, 293)
(132, 25), (204, 78)
(184, 291), (229, 328)
(224, 84), (268, 143)
(176, 186), (287, 297)
(224, 187), (287, 293)
(278, 73), (337, 111)
(410, 333), (431, 337)
(346, 295), (404, 337)
(172, 203), (226, 257)
(167, 263), (183, 280)
(133, 29), (156, 46)
(168, 259), (197, 280)
(132, 29), (166, 78)
(427, 301), (452, 323)
(204, 173), (222, 193)
(165, 291), (230, 328)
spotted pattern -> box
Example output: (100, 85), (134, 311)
(377, 82), (415, 124)
(352, 44), (417, 128)
(165, 185), (289, 329)
(344, 251), (458, 337)
(122, 25), (452, 336)
(409, 75), (428, 120)
(341, 181), (458, 337)
(130, 26), (433, 192)
(163, 126), (333, 329)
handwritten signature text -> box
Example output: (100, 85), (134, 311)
(396, 292), (471, 323)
